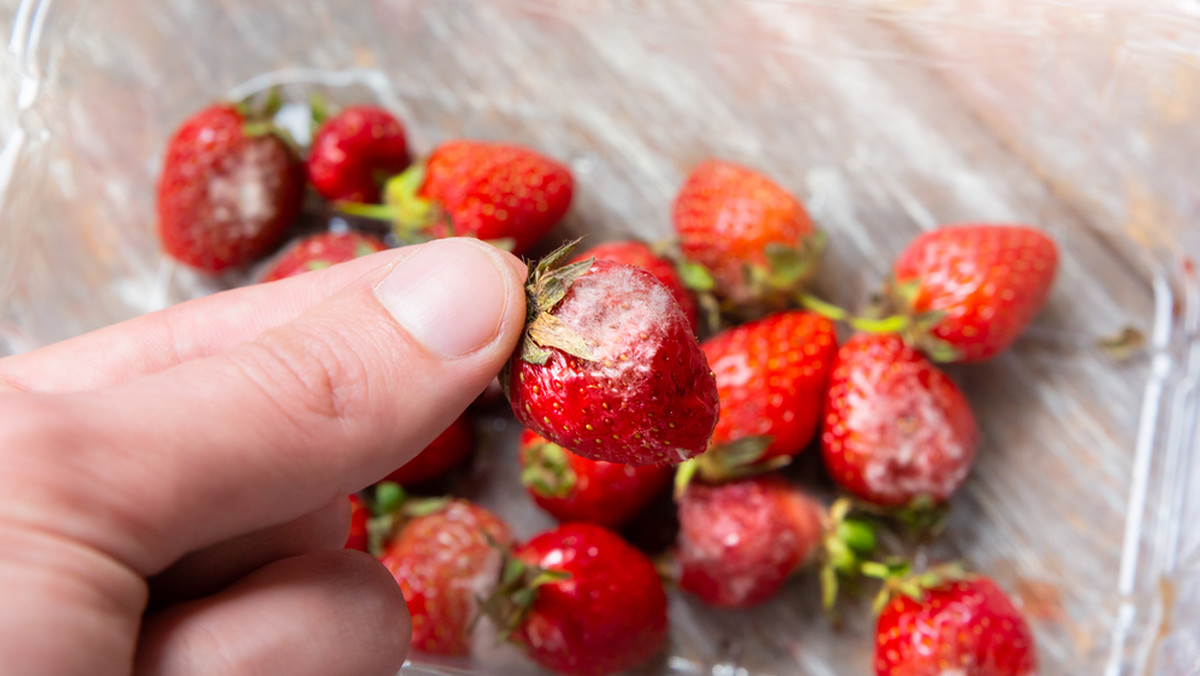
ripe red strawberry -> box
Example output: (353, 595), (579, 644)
(260, 231), (387, 281)
(572, 240), (700, 334)
(383, 413), (475, 486)
(684, 311), (837, 484)
(677, 474), (824, 607)
(822, 333), (978, 508)
(674, 159), (821, 316)
(874, 573), (1037, 675)
(343, 493), (370, 552)
(307, 105), (411, 203)
(379, 500), (513, 656)
(887, 224), (1058, 362)
(519, 429), (672, 528)
(157, 102), (305, 272)
(504, 244), (720, 466)
(493, 523), (668, 676)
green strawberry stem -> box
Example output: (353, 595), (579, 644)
(521, 439), (577, 499)
(864, 560), (970, 614)
(309, 92), (329, 129)
(672, 436), (781, 499)
(819, 498), (879, 611)
(473, 543), (570, 641)
(363, 482), (451, 557)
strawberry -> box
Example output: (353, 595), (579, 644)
(260, 231), (387, 281)
(383, 413), (475, 486)
(343, 493), (370, 552)
(503, 243), (720, 466)
(681, 310), (838, 485)
(822, 333), (978, 508)
(676, 474), (824, 607)
(571, 240), (700, 334)
(873, 570), (1037, 676)
(306, 105), (411, 203)
(346, 140), (573, 256)
(884, 224), (1058, 362)
(519, 429), (672, 528)
(487, 523), (668, 676)
(379, 499), (513, 656)
(157, 101), (305, 272)
(673, 159), (821, 317)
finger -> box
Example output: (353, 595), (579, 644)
(134, 550), (410, 676)
(0, 248), (405, 392)
(2, 238), (527, 576)
(146, 496), (348, 609)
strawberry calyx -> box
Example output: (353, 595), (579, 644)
(817, 498), (878, 611)
(474, 544), (570, 641)
(337, 162), (439, 242)
(520, 437), (578, 498)
(513, 240), (596, 367)
(673, 436), (782, 499)
(744, 230), (827, 304)
(363, 481), (452, 557)
(852, 493), (952, 537)
(235, 86), (300, 152)
(862, 560), (970, 614)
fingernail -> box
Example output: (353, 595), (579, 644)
(374, 240), (512, 358)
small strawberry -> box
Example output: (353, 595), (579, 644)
(673, 160), (822, 318)
(485, 523), (668, 676)
(884, 224), (1059, 362)
(571, 240), (700, 334)
(260, 231), (387, 281)
(872, 568), (1037, 676)
(306, 105), (411, 203)
(503, 242), (720, 466)
(822, 333), (978, 508)
(157, 99), (305, 272)
(678, 311), (837, 489)
(383, 413), (476, 486)
(343, 493), (370, 552)
(379, 499), (513, 656)
(519, 429), (672, 529)
(344, 140), (573, 255)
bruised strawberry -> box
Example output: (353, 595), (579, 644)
(379, 500), (513, 656)
(157, 102), (304, 272)
(822, 334), (978, 508)
(383, 414), (475, 486)
(260, 231), (387, 281)
(572, 240), (700, 334)
(519, 429), (671, 529)
(885, 224), (1058, 362)
(504, 243), (719, 466)
(343, 494), (370, 552)
(307, 105), (410, 203)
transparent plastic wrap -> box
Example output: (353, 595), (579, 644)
(1, 1), (1198, 674)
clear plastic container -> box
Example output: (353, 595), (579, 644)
(2, 1), (1199, 674)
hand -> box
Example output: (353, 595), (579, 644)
(0, 238), (528, 676)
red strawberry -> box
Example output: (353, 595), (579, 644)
(874, 572), (1037, 675)
(572, 240), (700, 334)
(504, 244), (720, 466)
(887, 224), (1058, 362)
(491, 523), (668, 676)
(307, 105), (410, 203)
(157, 102), (305, 272)
(383, 413), (475, 486)
(519, 429), (672, 528)
(379, 500), (513, 656)
(674, 159), (821, 317)
(822, 333), (978, 508)
(343, 493), (370, 552)
(677, 474), (824, 607)
(260, 231), (387, 281)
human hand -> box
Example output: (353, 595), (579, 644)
(0, 238), (528, 676)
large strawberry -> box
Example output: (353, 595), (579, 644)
(572, 240), (700, 334)
(678, 310), (837, 488)
(260, 231), (387, 281)
(519, 429), (672, 528)
(883, 224), (1058, 362)
(379, 499), (513, 656)
(157, 100), (305, 272)
(673, 159), (821, 318)
(872, 569), (1037, 676)
(485, 523), (668, 676)
(503, 243), (720, 466)
(822, 333), (978, 508)
(383, 413), (475, 486)
(306, 105), (411, 203)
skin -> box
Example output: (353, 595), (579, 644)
(0, 238), (528, 676)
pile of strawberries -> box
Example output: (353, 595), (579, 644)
(156, 89), (1058, 676)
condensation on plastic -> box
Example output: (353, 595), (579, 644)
(1, 0), (1199, 674)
